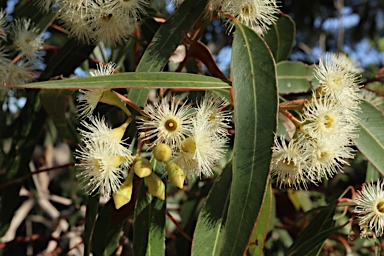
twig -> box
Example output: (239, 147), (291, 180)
(166, 211), (191, 241)
(0, 163), (74, 190)
(114, 91), (145, 116)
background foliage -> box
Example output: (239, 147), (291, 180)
(1, 0), (384, 255)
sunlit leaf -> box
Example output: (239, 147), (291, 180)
(13, 72), (230, 90)
(354, 101), (384, 175)
(219, 21), (277, 255)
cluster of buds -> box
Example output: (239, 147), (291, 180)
(75, 62), (232, 209)
(271, 53), (362, 189)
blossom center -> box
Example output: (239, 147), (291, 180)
(165, 118), (178, 132)
(91, 158), (102, 171)
(376, 201), (384, 214)
(241, 5), (255, 16)
(322, 114), (334, 129)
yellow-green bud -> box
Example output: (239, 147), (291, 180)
(109, 156), (126, 168)
(111, 121), (129, 141)
(113, 172), (134, 209)
(181, 137), (196, 153)
(133, 158), (152, 178)
(153, 143), (172, 162)
(145, 173), (165, 200)
(166, 161), (185, 189)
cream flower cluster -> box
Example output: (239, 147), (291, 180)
(353, 180), (384, 239)
(75, 63), (133, 197)
(0, 10), (44, 87)
(172, 0), (279, 32)
(271, 53), (361, 189)
(75, 116), (132, 197)
(74, 63), (231, 201)
(137, 92), (232, 180)
(35, 0), (148, 44)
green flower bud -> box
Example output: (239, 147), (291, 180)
(133, 158), (152, 178)
(153, 143), (172, 162)
(145, 173), (165, 200)
(166, 161), (185, 189)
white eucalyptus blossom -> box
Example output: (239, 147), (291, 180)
(314, 53), (361, 109)
(75, 139), (132, 197)
(89, 0), (135, 45)
(0, 9), (8, 41)
(10, 18), (44, 61)
(78, 115), (130, 153)
(58, 0), (147, 44)
(354, 180), (384, 238)
(270, 135), (312, 189)
(173, 117), (227, 180)
(300, 95), (357, 142)
(305, 138), (355, 180)
(137, 97), (194, 149)
(3, 61), (34, 86)
(77, 62), (117, 118)
(222, 0), (279, 32)
(196, 91), (232, 137)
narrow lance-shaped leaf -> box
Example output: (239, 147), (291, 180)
(12, 72), (231, 90)
(192, 164), (232, 256)
(286, 188), (352, 256)
(39, 90), (73, 138)
(275, 15), (295, 62)
(133, 181), (166, 256)
(91, 200), (124, 255)
(219, 22), (278, 255)
(128, 0), (209, 106)
(248, 182), (273, 255)
(146, 197), (166, 256)
(83, 194), (100, 256)
(353, 101), (384, 174)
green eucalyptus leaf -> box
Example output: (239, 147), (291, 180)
(264, 25), (279, 60)
(146, 197), (166, 256)
(275, 15), (296, 62)
(277, 61), (318, 94)
(286, 188), (351, 256)
(366, 162), (382, 182)
(84, 194), (100, 256)
(353, 101), (384, 175)
(13, 72), (230, 90)
(219, 22), (277, 255)
(192, 164), (232, 256)
(91, 201), (124, 256)
(248, 182), (273, 255)
(128, 0), (209, 106)
(39, 90), (73, 138)
(133, 181), (166, 256)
